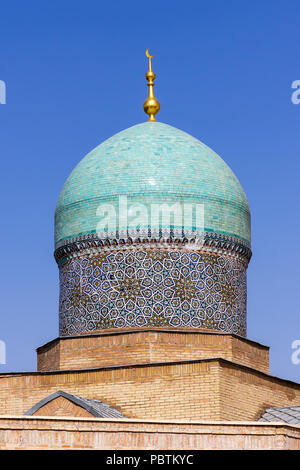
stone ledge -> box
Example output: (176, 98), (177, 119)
(0, 414), (299, 428)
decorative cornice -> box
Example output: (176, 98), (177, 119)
(54, 231), (252, 266)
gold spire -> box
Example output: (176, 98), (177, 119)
(143, 49), (160, 121)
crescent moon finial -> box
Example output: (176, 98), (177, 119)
(146, 48), (154, 59)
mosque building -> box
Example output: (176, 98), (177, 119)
(0, 52), (300, 450)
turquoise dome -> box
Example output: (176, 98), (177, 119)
(55, 122), (250, 249)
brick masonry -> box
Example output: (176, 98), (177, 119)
(37, 329), (270, 374)
(1, 358), (300, 422)
(0, 416), (299, 449)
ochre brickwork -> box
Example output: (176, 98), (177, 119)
(1, 358), (300, 422)
(219, 361), (300, 421)
(0, 361), (219, 420)
(0, 417), (299, 450)
(31, 396), (92, 418)
(37, 329), (269, 374)
(231, 335), (269, 373)
(37, 340), (60, 372)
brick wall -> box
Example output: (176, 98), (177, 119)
(0, 416), (299, 449)
(37, 329), (269, 374)
(0, 360), (220, 420)
(37, 340), (60, 371)
(0, 358), (300, 421)
(219, 361), (300, 421)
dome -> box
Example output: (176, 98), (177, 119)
(55, 122), (250, 250)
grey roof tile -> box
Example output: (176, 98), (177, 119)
(260, 406), (300, 425)
(24, 391), (126, 418)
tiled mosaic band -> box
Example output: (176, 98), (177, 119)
(58, 243), (248, 337)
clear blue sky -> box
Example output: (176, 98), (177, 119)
(0, 0), (299, 382)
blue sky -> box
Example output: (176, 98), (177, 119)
(0, 0), (299, 382)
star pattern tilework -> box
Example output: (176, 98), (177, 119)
(59, 248), (247, 337)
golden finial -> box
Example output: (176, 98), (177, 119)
(143, 48), (160, 121)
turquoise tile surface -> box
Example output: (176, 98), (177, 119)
(55, 122), (251, 248)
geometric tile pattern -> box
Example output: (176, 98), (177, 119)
(59, 248), (247, 337)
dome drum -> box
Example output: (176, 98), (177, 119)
(58, 243), (247, 337)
